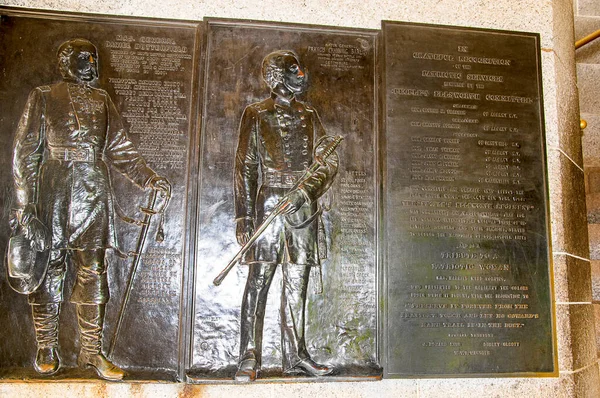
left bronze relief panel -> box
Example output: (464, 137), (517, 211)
(0, 7), (202, 381)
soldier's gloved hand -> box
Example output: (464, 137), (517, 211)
(236, 218), (254, 246)
(26, 217), (50, 252)
(281, 190), (307, 215)
(18, 203), (37, 227)
(147, 175), (172, 196)
(16, 204), (50, 251)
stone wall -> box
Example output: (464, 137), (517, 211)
(577, 0), (600, 376)
(0, 0), (598, 396)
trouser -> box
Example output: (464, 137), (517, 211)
(28, 249), (108, 305)
(28, 249), (108, 350)
(239, 262), (311, 370)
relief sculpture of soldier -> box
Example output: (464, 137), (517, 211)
(233, 50), (339, 381)
(8, 39), (171, 380)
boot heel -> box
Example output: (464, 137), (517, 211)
(76, 304), (125, 381)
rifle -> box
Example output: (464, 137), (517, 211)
(213, 135), (343, 286)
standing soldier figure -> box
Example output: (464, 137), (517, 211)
(233, 50), (339, 381)
(9, 38), (170, 380)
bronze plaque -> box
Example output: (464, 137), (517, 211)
(188, 19), (381, 382)
(381, 21), (556, 377)
(0, 8), (201, 381)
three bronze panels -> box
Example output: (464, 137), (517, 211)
(0, 7), (555, 382)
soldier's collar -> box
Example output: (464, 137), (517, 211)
(272, 92), (296, 107)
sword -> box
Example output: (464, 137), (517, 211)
(213, 135), (343, 286)
(109, 187), (170, 358)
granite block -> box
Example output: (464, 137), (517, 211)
(586, 168), (600, 194)
(594, 304), (600, 356)
(194, 380), (419, 398)
(575, 16), (600, 64)
(419, 378), (565, 398)
(578, 0), (600, 17)
(554, 69), (584, 167)
(551, 4), (583, 167)
(556, 304), (597, 372)
(577, 64), (600, 115)
(553, 254), (592, 303)
(588, 224), (600, 260)
(548, 149), (590, 258)
(581, 114), (600, 169)
(591, 260), (600, 301)
(562, 362), (600, 398)
(586, 193), (600, 222)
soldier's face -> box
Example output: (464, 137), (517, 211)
(282, 55), (305, 94)
(69, 44), (98, 83)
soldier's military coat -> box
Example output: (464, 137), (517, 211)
(234, 94), (338, 266)
(13, 81), (156, 252)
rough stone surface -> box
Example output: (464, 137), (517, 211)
(551, 0), (584, 167)
(556, 304), (597, 372)
(577, 64), (600, 115)
(553, 254), (592, 303)
(577, 0), (600, 17)
(575, 16), (600, 64)
(570, 361), (600, 398)
(548, 149), (590, 258)
(589, 225), (600, 260)
(0, 0), (594, 396)
(594, 304), (600, 356)
(585, 167), (600, 194)
(591, 261), (600, 301)
(581, 114), (600, 168)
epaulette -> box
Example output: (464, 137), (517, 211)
(37, 85), (51, 93)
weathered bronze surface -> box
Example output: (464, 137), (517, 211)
(189, 19), (381, 382)
(0, 8), (201, 381)
(0, 7), (558, 383)
(381, 21), (555, 377)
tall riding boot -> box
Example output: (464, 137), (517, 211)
(76, 304), (125, 381)
(31, 303), (61, 375)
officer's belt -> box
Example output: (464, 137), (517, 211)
(262, 169), (304, 188)
(48, 145), (101, 163)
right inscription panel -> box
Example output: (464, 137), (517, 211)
(381, 21), (556, 376)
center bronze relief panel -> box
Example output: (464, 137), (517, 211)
(189, 19), (380, 382)
(0, 7), (555, 383)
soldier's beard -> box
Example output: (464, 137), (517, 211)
(64, 65), (98, 85)
(77, 67), (98, 83)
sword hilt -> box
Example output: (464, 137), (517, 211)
(316, 135), (343, 165)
